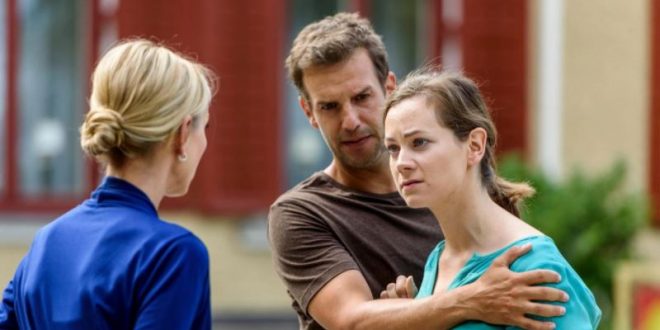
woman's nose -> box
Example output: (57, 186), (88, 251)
(396, 150), (415, 173)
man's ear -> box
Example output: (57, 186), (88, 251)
(175, 115), (194, 155)
(299, 96), (319, 129)
(467, 127), (487, 167)
(385, 71), (397, 97)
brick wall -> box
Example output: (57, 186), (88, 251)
(117, 0), (286, 215)
(462, 0), (529, 156)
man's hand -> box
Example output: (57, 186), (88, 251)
(379, 275), (418, 299)
(458, 243), (569, 330)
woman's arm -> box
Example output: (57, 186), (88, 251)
(134, 235), (211, 330)
(0, 280), (19, 330)
(505, 240), (602, 329)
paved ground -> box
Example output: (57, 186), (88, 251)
(213, 313), (298, 330)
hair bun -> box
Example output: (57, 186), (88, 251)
(80, 105), (126, 157)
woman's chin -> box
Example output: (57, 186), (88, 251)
(165, 186), (189, 198)
(403, 197), (429, 209)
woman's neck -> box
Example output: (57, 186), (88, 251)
(106, 159), (170, 209)
(429, 184), (523, 256)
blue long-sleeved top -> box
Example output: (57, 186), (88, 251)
(0, 176), (211, 329)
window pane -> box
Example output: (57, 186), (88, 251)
(371, 0), (428, 78)
(283, 0), (343, 188)
(18, 0), (86, 196)
(0, 2), (6, 192)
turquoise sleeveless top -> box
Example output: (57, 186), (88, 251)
(416, 236), (601, 329)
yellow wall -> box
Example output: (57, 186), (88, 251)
(168, 213), (292, 313)
(0, 247), (28, 284)
(0, 214), (293, 314)
(561, 0), (649, 189)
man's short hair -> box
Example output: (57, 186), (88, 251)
(285, 12), (390, 101)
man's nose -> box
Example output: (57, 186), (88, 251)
(341, 105), (360, 132)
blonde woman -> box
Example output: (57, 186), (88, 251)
(383, 70), (601, 329)
(0, 39), (215, 329)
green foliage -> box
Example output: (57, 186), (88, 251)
(498, 155), (649, 329)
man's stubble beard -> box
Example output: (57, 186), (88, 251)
(333, 139), (388, 170)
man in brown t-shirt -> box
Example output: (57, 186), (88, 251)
(269, 12), (568, 330)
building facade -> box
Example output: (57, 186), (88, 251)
(1, 0), (658, 325)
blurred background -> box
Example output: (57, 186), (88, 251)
(1, 0), (659, 329)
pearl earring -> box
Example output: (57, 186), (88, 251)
(178, 153), (188, 162)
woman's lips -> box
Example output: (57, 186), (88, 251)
(401, 180), (423, 191)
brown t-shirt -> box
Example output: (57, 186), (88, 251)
(268, 172), (442, 330)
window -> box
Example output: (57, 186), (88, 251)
(283, 0), (343, 188)
(1, 0), (92, 212)
(370, 0), (429, 78)
(17, 0), (87, 197)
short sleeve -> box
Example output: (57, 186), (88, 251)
(134, 234), (211, 330)
(507, 243), (602, 329)
(268, 199), (359, 314)
(0, 279), (18, 330)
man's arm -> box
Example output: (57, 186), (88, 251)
(309, 244), (568, 330)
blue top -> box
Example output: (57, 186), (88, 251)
(0, 177), (211, 330)
(416, 236), (601, 329)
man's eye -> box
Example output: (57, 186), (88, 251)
(412, 138), (428, 147)
(320, 103), (338, 111)
(354, 93), (369, 102)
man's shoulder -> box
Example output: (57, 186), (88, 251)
(271, 171), (337, 208)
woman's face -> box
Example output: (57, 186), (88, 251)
(384, 96), (469, 208)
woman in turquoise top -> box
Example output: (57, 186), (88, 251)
(382, 69), (601, 329)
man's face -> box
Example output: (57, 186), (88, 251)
(299, 48), (395, 170)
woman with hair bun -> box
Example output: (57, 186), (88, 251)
(0, 39), (215, 329)
(381, 69), (601, 329)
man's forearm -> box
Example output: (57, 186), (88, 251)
(339, 287), (474, 330)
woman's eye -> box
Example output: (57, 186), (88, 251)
(412, 138), (428, 147)
(386, 145), (399, 155)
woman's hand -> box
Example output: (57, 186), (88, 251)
(379, 275), (418, 299)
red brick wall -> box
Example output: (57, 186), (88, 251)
(117, 0), (286, 215)
(651, 0), (660, 226)
(462, 0), (528, 156)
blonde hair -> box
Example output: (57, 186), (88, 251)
(384, 69), (534, 217)
(80, 39), (215, 167)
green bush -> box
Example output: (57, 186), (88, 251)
(498, 155), (649, 330)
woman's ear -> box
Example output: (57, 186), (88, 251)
(175, 115), (194, 156)
(467, 127), (487, 166)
